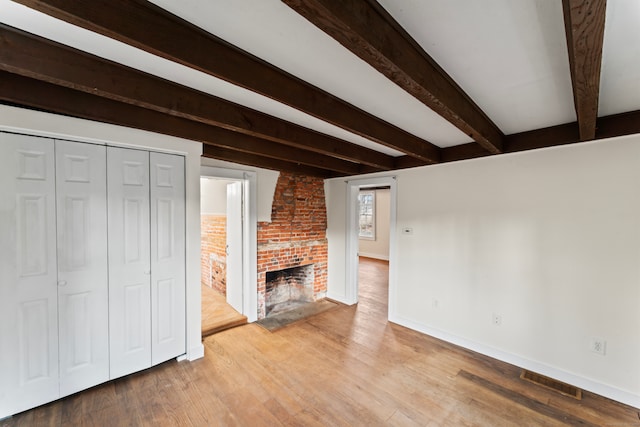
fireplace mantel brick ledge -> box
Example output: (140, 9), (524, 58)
(258, 239), (327, 251)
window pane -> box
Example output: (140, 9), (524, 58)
(358, 191), (375, 239)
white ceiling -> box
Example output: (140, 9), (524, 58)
(2, 0), (639, 157)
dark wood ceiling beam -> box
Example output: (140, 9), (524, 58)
(282, 0), (504, 155)
(202, 128), (362, 175)
(392, 156), (428, 170)
(0, 24), (393, 171)
(202, 146), (338, 178)
(504, 110), (640, 153)
(440, 144), (494, 164)
(595, 110), (640, 139)
(12, 0), (440, 163)
(425, 109), (640, 165)
(562, 0), (607, 141)
(5, 66), (640, 174)
(505, 122), (580, 152)
(0, 71), (343, 177)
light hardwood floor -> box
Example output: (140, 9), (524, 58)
(2, 258), (638, 426)
(201, 285), (247, 337)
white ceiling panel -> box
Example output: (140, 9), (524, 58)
(599, 0), (640, 116)
(378, 0), (577, 135)
(149, 0), (472, 148)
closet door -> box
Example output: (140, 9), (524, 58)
(107, 147), (152, 379)
(0, 134), (59, 418)
(150, 152), (186, 365)
(55, 140), (109, 397)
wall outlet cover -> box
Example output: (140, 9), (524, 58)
(590, 337), (607, 355)
(492, 313), (502, 326)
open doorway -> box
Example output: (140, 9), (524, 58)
(200, 177), (247, 336)
(345, 177), (397, 318)
(357, 186), (391, 307)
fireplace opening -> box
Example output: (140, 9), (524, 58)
(265, 264), (314, 317)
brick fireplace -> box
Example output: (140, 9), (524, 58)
(257, 172), (328, 319)
(265, 264), (315, 316)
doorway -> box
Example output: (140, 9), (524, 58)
(199, 166), (258, 335)
(357, 186), (391, 305)
(345, 177), (397, 319)
(200, 177), (246, 336)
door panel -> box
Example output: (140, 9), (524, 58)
(107, 147), (152, 379)
(64, 292), (92, 368)
(226, 181), (243, 313)
(156, 278), (178, 343)
(150, 152), (185, 365)
(0, 134), (59, 418)
(17, 194), (48, 276)
(56, 140), (109, 397)
(156, 198), (174, 260)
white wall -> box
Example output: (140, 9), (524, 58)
(358, 188), (390, 260)
(0, 104), (205, 362)
(201, 157), (278, 222)
(200, 178), (235, 215)
(325, 134), (640, 408)
(325, 178), (348, 302)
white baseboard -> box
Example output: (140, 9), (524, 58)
(358, 252), (389, 261)
(326, 292), (355, 306)
(187, 343), (205, 361)
(389, 314), (640, 409)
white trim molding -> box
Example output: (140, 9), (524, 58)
(345, 176), (397, 317)
(200, 166), (258, 323)
(390, 314), (640, 409)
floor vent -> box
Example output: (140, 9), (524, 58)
(520, 370), (582, 400)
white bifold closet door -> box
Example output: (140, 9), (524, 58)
(0, 134), (59, 418)
(1, 136), (185, 418)
(149, 152), (186, 365)
(107, 147), (152, 379)
(55, 140), (109, 397)
(108, 148), (185, 376)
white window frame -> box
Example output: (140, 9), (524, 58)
(358, 190), (376, 240)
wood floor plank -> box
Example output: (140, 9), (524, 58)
(2, 257), (638, 426)
(458, 370), (600, 426)
(201, 284), (247, 337)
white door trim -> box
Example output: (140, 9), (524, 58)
(225, 181), (243, 313)
(201, 166), (258, 322)
(345, 176), (397, 319)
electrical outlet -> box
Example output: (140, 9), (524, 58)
(590, 337), (607, 355)
(432, 298), (439, 309)
(492, 313), (502, 326)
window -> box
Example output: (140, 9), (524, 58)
(358, 190), (375, 239)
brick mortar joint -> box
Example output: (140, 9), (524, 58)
(257, 239), (328, 251)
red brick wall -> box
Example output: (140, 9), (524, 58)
(257, 172), (328, 318)
(201, 214), (227, 295)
